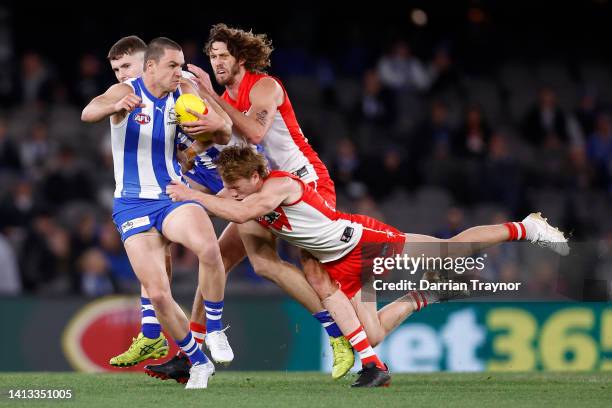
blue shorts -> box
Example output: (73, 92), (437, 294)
(184, 165), (224, 194)
(112, 197), (203, 242)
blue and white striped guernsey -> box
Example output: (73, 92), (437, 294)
(110, 77), (183, 199)
(176, 133), (252, 171)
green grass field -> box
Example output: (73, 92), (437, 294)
(0, 372), (610, 407)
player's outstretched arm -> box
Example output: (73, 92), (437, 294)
(81, 83), (142, 123)
(167, 178), (291, 223)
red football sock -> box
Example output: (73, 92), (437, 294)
(190, 321), (206, 345)
(504, 222), (526, 241)
(346, 325), (385, 370)
(408, 290), (438, 311)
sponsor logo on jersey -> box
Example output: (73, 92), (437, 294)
(260, 211), (281, 225)
(257, 208), (292, 231)
(134, 113), (151, 125)
(292, 166), (309, 178)
(341, 226), (355, 243)
(121, 215), (150, 233)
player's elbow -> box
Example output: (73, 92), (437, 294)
(81, 108), (91, 122)
(216, 124), (232, 145)
(81, 107), (97, 123)
(246, 130), (265, 145)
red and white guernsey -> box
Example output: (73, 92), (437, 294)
(222, 71), (331, 185)
(256, 171), (363, 263)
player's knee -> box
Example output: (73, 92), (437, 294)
(192, 240), (222, 265)
(304, 268), (332, 294)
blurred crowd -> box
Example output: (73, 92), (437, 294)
(0, 13), (611, 298)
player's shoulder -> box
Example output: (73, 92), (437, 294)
(265, 171), (294, 185)
(107, 81), (134, 97)
(250, 76), (283, 106)
(265, 171), (302, 192)
(251, 76), (282, 95)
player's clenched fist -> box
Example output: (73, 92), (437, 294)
(167, 180), (196, 202)
(114, 94), (145, 113)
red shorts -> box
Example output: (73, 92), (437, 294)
(307, 177), (336, 208)
(322, 214), (406, 299)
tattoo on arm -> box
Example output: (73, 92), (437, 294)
(256, 110), (268, 126)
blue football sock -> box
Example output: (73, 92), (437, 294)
(141, 297), (161, 339)
(176, 331), (208, 366)
(204, 300), (224, 333)
(313, 310), (343, 338)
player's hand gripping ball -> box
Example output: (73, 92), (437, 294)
(174, 94), (213, 142)
(175, 93), (208, 122)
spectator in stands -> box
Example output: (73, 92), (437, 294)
(566, 144), (594, 190)
(453, 104), (491, 159)
(435, 207), (466, 239)
(410, 99), (453, 162)
(13, 51), (52, 105)
(427, 44), (462, 98)
(586, 111), (612, 191)
(70, 212), (100, 282)
(41, 145), (94, 209)
(359, 148), (407, 200)
(377, 40), (429, 93)
(0, 177), (37, 231)
(521, 86), (568, 148)
(574, 88), (599, 138)
(19, 121), (55, 180)
(329, 137), (361, 193)
(72, 53), (105, 107)
(0, 117), (22, 173)
(353, 69), (396, 127)
(0, 232), (21, 295)
(79, 248), (115, 297)
(481, 130), (521, 212)
(20, 211), (72, 294)
(98, 219), (136, 292)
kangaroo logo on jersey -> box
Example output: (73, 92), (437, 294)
(257, 208), (292, 231)
(167, 107), (178, 125)
(134, 113), (151, 125)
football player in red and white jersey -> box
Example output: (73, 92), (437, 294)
(179, 24), (355, 379)
(167, 146), (570, 387)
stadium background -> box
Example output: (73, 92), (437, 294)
(0, 1), (611, 374)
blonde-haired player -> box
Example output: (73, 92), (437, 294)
(167, 146), (570, 387)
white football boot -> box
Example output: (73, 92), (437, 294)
(522, 212), (570, 256)
(185, 359), (215, 389)
(205, 327), (234, 365)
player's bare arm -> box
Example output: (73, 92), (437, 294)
(187, 64), (281, 144)
(167, 177), (297, 223)
(81, 83), (144, 124)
